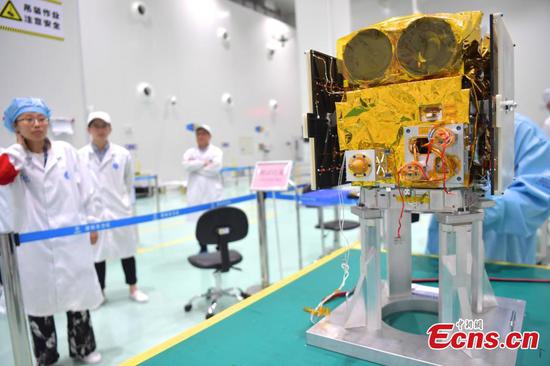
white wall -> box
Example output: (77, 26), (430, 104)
(0, 1), (87, 148)
(350, 0), (550, 125)
(78, 0), (302, 181)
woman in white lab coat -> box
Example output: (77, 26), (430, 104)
(0, 98), (103, 365)
(0, 146), (12, 313)
(182, 124), (223, 253)
(79, 111), (148, 303)
(0, 148), (12, 233)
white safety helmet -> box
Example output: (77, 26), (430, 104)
(87, 111), (112, 127)
(195, 124), (212, 135)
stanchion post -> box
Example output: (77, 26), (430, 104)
(0, 232), (33, 366)
(154, 175), (160, 213)
(257, 192), (270, 288)
(294, 186), (303, 269)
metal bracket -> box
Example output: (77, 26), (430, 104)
(436, 211), (483, 225)
(351, 206), (382, 219)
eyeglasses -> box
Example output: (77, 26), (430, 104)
(16, 116), (49, 125)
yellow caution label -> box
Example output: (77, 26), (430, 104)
(0, 0), (21, 21)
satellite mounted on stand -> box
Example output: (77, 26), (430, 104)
(303, 11), (522, 365)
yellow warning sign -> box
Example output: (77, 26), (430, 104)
(0, 0), (22, 21)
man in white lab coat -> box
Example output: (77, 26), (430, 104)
(79, 111), (148, 303)
(182, 124), (223, 253)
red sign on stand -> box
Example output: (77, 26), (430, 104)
(250, 161), (293, 192)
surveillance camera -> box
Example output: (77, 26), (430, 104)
(217, 27), (229, 41)
(221, 93), (233, 106)
(137, 82), (154, 101)
(269, 99), (278, 110)
(131, 2), (148, 20)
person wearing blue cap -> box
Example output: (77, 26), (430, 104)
(0, 98), (103, 364)
(426, 113), (550, 264)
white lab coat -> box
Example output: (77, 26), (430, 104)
(79, 143), (138, 262)
(182, 144), (223, 221)
(0, 185), (13, 233)
(0, 188), (11, 232)
(0, 148), (13, 232)
(0, 141), (103, 316)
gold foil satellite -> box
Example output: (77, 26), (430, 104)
(336, 11), (482, 86)
(335, 11), (483, 189)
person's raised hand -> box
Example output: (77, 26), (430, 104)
(90, 231), (99, 245)
(16, 132), (28, 150)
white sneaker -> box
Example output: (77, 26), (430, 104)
(79, 351), (102, 364)
(130, 289), (149, 303)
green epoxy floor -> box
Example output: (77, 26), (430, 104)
(0, 178), (430, 366)
(139, 251), (550, 366)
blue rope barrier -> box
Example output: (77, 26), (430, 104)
(19, 194), (256, 244)
(134, 175), (157, 182)
(220, 166), (254, 173)
(269, 192), (297, 201)
(17, 184), (347, 244)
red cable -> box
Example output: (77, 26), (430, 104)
(423, 139), (434, 166)
(441, 142), (449, 194)
(396, 177), (405, 239)
(397, 193), (405, 238)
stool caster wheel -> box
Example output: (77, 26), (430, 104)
(184, 304), (192, 312)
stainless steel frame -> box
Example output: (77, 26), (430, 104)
(306, 187), (526, 365)
(0, 232), (33, 366)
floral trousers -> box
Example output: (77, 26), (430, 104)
(28, 310), (96, 366)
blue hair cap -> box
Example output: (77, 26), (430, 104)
(3, 97), (51, 133)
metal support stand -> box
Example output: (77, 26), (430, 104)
(351, 205), (383, 330)
(246, 192), (270, 295)
(471, 211), (485, 314)
(154, 175), (160, 213)
(257, 192), (270, 289)
(294, 186), (303, 269)
(306, 187), (526, 365)
(0, 233), (33, 366)
(333, 206), (340, 250)
(385, 208), (412, 298)
(317, 208), (326, 254)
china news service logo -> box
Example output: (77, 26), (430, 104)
(427, 319), (539, 350)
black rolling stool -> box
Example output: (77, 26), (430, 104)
(184, 206), (249, 319)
